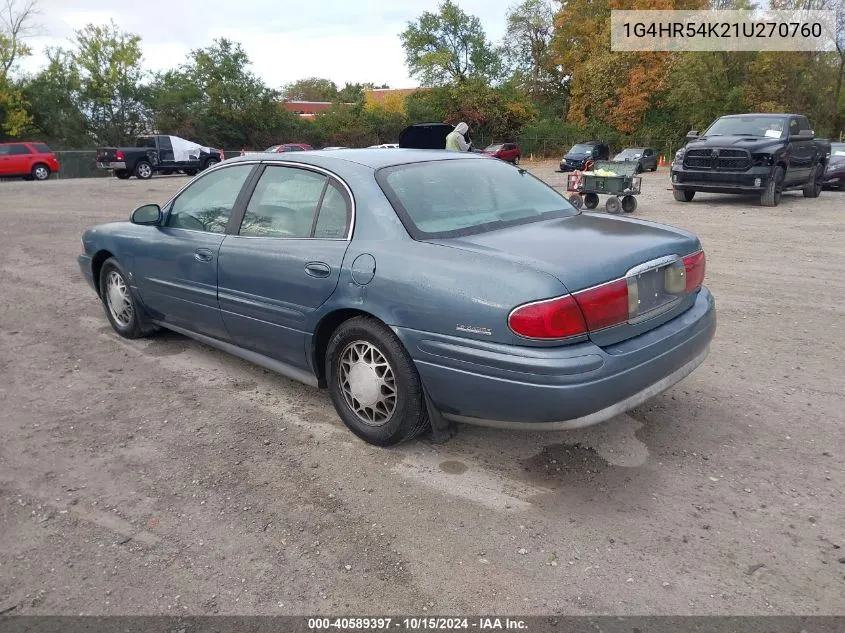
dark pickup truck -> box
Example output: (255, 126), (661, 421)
(671, 113), (831, 207)
(96, 134), (224, 180)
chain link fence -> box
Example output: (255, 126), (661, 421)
(54, 151), (109, 179)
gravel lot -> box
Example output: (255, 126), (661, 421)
(0, 161), (843, 616)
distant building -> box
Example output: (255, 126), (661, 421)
(282, 101), (349, 118)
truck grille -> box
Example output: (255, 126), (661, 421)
(684, 148), (751, 171)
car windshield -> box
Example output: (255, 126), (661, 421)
(377, 158), (577, 239)
(569, 144), (593, 154)
(615, 149), (641, 158)
(265, 145), (280, 152)
(704, 116), (787, 138)
(485, 144), (503, 152)
(831, 143), (845, 157)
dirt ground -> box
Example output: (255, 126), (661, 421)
(0, 161), (843, 616)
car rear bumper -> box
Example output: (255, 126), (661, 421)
(670, 164), (770, 193)
(395, 287), (716, 429)
(97, 161), (126, 170)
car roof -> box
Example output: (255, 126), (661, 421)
(720, 113), (799, 118)
(222, 148), (487, 170)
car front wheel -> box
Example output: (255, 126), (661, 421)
(326, 317), (429, 446)
(99, 258), (151, 339)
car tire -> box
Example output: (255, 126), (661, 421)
(184, 169), (198, 177)
(326, 316), (429, 447)
(513, 155), (520, 165)
(31, 163), (51, 181)
(203, 158), (220, 170)
(134, 160), (153, 180)
(761, 166), (784, 207)
(98, 258), (153, 339)
(802, 164), (823, 198)
(115, 170), (131, 179)
(673, 188), (695, 202)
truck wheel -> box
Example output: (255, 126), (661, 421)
(134, 161), (153, 180)
(803, 164), (823, 198)
(203, 158), (220, 170)
(115, 170), (131, 180)
(673, 188), (695, 202)
(760, 166), (784, 207)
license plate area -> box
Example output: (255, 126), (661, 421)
(626, 256), (684, 323)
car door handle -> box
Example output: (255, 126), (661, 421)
(194, 248), (214, 262)
(305, 262), (331, 278)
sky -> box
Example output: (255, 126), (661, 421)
(17, 0), (511, 90)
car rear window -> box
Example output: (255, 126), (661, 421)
(377, 158), (577, 240)
(31, 143), (52, 153)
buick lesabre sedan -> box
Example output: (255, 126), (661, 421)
(78, 150), (716, 446)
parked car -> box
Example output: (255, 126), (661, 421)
(671, 113), (831, 206)
(96, 135), (223, 180)
(322, 146), (349, 150)
(822, 142), (845, 189)
(78, 150), (715, 447)
(559, 141), (611, 172)
(613, 147), (658, 173)
(265, 143), (313, 152)
(0, 141), (60, 181)
(483, 143), (521, 165)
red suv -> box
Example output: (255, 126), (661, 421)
(0, 141), (61, 181)
(265, 143), (313, 152)
(483, 142), (521, 165)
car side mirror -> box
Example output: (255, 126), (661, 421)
(686, 130), (699, 139)
(131, 204), (162, 226)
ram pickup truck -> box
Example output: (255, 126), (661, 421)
(671, 113), (830, 207)
(96, 135), (223, 180)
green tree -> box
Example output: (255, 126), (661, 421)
(282, 76), (338, 101)
(501, 0), (566, 113)
(0, 0), (36, 138)
(149, 38), (303, 149)
(71, 21), (150, 145)
(21, 46), (89, 146)
(400, 0), (501, 86)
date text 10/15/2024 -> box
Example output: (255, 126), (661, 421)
(308, 618), (528, 631)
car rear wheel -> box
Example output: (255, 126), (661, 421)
(513, 155), (520, 165)
(326, 317), (429, 447)
(803, 164), (823, 198)
(31, 164), (51, 181)
(761, 166), (784, 207)
(98, 258), (152, 339)
(134, 160), (153, 180)
(673, 188), (695, 202)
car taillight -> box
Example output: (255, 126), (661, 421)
(509, 251), (706, 340)
(116, 150), (124, 161)
(683, 251), (706, 292)
(507, 295), (587, 339)
(572, 279), (629, 331)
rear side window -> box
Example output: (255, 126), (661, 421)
(31, 143), (52, 153)
(377, 158), (576, 240)
(240, 166), (327, 238)
(8, 144), (32, 155)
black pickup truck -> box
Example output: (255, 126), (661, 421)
(96, 135), (224, 180)
(671, 113), (831, 207)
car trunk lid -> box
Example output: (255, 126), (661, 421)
(428, 213), (703, 346)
